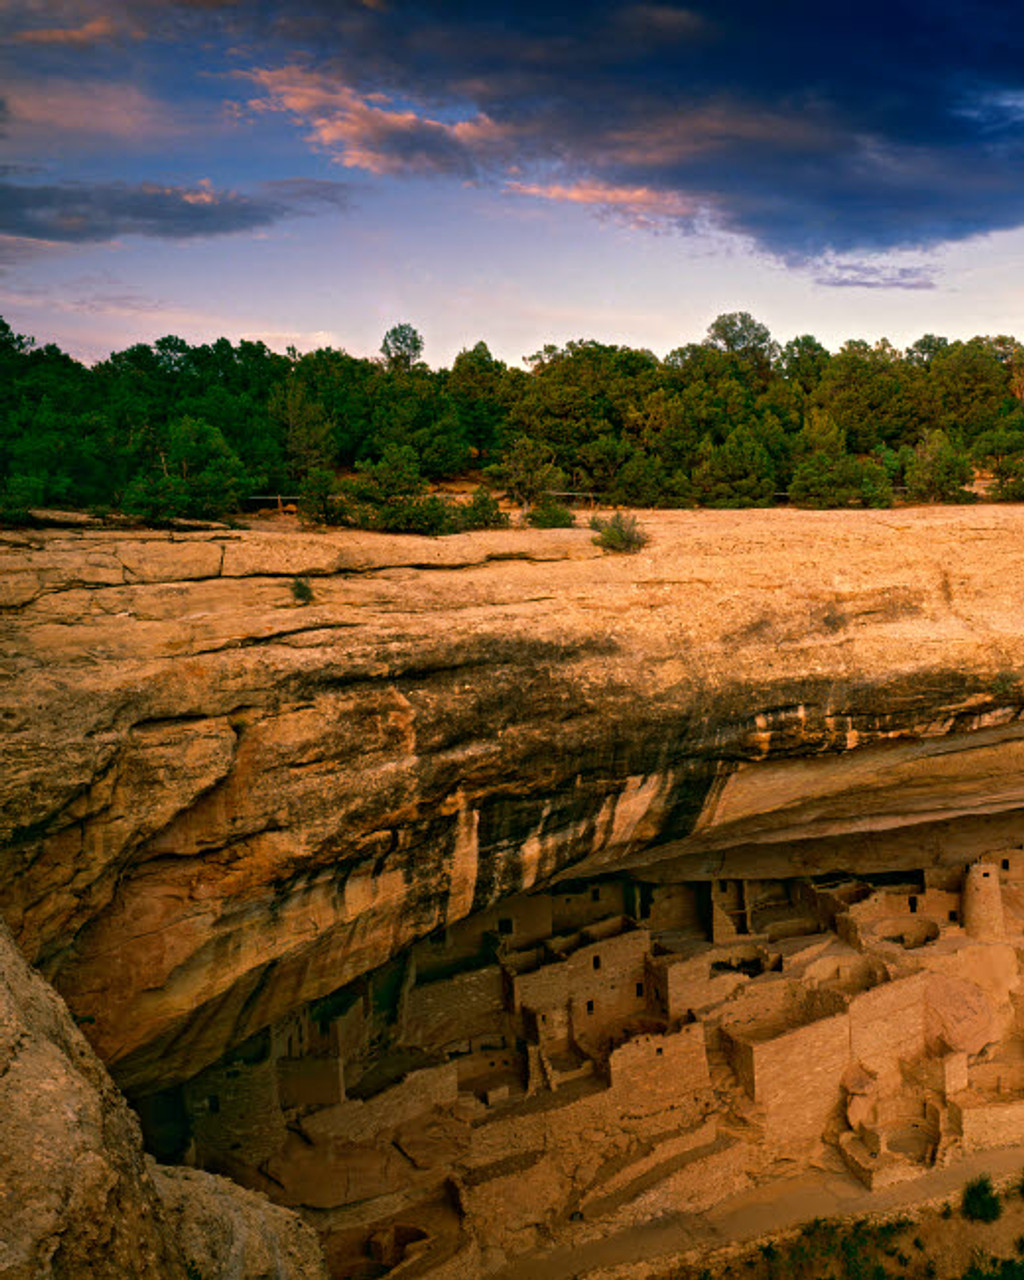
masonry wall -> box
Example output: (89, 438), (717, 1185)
(607, 1024), (709, 1110)
(731, 1012), (850, 1149)
(648, 884), (702, 934)
(551, 882), (626, 934)
(848, 974), (926, 1086)
(415, 893), (554, 979)
(954, 1098), (1024, 1153)
(304, 1062), (459, 1145)
(186, 1050), (287, 1170)
(513, 928), (649, 1046)
(401, 965), (505, 1052)
(659, 955), (747, 1020)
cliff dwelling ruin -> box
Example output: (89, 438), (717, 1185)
(8, 514), (1024, 1278)
(135, 852), (1024, 1279)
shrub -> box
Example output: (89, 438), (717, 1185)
(372, 493), (454, 535)
(590, 511), (649, 552)
(788, 453), (865, 508)
(906, 429), (975, 503)
(527, 496), (575, 528)
(290, 577), (313, 605)
(454, 485), (509, 531)
(962, 1174), (1002, 1222)
(298, 467), (344, 524)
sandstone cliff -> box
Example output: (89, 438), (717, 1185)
(0, 916), (326, 1278)
(2, 507), (1023, 1094)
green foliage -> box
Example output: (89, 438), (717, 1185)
(6, 313), (1024, 526)
(962, 1174), (1003, 1222)
(380, 322), (424, 373)
(121, 417), (251, 522)
(456, 486), (510, 531)
(906, 428), (976, 503)
(527, 496), (575, 528)
(690, 426), (776, 508)
(590, 511), (649, 552)
(290, 577), (313, 605)
(487, 435), (565, 505)
(298, 467), (343, 524)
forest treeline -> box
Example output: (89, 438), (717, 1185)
(4, 310), (1024, 527)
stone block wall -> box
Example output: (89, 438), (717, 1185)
(186, 1051), (286, 1171)
(513, 928), (649, 1045)
(647, 883), (702, 934)
(849, 973), (926, 1086)
(954, 1097), (1024, 1152)
(402, 966), (505, 1052)
(607, 1024), (709, 1111)
(744, 1012), (849, 1148)
(304, 1063), (459, 1145)
(551, 882), (626, 934)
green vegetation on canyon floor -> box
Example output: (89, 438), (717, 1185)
(4, 312), (1024, 528)
(671, 1174), (1024, 1280)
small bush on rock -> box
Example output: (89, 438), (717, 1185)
(590, 511), (649, 552)
(527, 496), (575, 528)
(962, 1174), (1002, 1222)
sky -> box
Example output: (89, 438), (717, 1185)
(3, 0), (1024, 368)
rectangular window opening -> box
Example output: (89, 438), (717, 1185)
(592, 954), (601, 971)
(586, 999), (594, 1015)
(497, 917), (513, 936)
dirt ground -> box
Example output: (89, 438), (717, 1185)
(492, 1144), (1024, 1280)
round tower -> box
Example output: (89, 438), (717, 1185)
(963, 862), (1005, 940)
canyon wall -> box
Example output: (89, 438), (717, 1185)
(2, 506), (1024, 1095)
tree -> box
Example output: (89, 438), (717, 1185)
(487, 435), (565, 505)
(703, 312), (778, 385)
(690, 425), (776, 507)
(381, 323), (424, 373)
(777, 335), (831, 394)
(905, 429), (974, 503)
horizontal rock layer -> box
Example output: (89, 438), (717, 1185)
(2, 507), (1023, 1092)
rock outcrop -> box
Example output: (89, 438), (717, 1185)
(0, 916), (326, 1278)
(2, 507), (1024, 1094)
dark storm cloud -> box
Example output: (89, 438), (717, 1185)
(221, 0), (1024, 260)
(0, 176), (351, 243)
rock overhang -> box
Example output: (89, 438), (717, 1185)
(2, 506), (1024, 1092)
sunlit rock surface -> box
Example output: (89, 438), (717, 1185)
(2, 507), (1024, 1093)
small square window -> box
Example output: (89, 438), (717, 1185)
(497, 917), (513, 935)
(586, 1000), (594, 1015)
(655, 1047), (663, 1057)
(949, 911), (958, 923)
(1003, 859), (1011, 871)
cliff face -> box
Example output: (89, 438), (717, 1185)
(2, 507), (1024, 1094)
(0, 916), (327, 1279)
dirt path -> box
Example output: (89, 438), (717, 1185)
(490, 1143), (1024, 1279)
